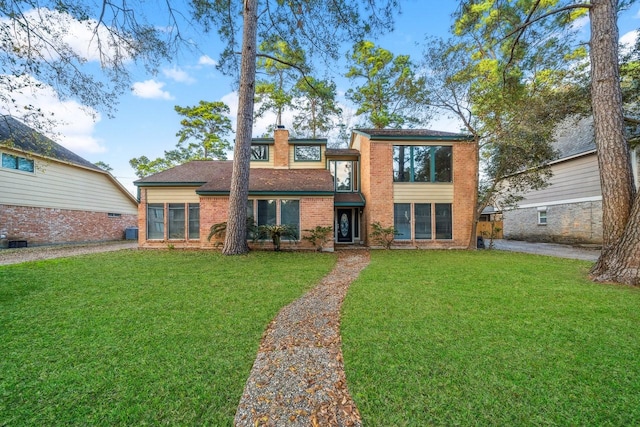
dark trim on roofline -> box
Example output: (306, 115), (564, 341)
(134, 182), (207, 187)
(197, 190), (335, 196)
(352, 129), (475, 142)
(334, 201), (366, 207)
(289, 139), (328, 145)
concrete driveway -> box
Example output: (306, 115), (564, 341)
(489, 239), (600, 262)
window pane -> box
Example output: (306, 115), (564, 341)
(435, 203), (452, 239)
(413, 146), (431, 182)
(17, 157), (34, 172)
(434, 146), (452, 182)
(294, 145), (321, 161)
(280, 199), (300, 239)
(147, 204), (164, 239)
(257, 200), (276, 226)
(251, 144), (269, 160)
(2, 153), (17, 169)
(415, 203), (432, 239)
(168, 203), (185, 239)
(393, 146), (411, 182)
(394, 203), (411, 240)
(335, 161), (352, 191)
(188, 203), (200, 239)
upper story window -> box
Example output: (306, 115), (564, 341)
(393, 145), (452, 183)
(294, 145), (321, 161)
(2, 153), (34, 173)
(328, 160), (358, 192)
(251, 144), (269, 161)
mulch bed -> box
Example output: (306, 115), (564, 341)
(234, 250), (370, 427)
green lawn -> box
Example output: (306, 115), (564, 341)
(0, 250), (336, 426)
(342, 250), (640, 426)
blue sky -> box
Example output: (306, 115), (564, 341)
(6, 1), (640, 195)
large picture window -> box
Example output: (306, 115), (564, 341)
(250, 199), (300, 240)
(147, 203), (199, 240)
(393, 203), (452, 240)
(328, 160), (357, 192)
(147, 204), (164, 239)
(294, 145), (321, 161)
(393, 146), (452, 183)
(2, 153), (34, 173)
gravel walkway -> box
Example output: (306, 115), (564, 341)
(234, 250), (370, 427)
(0, 241), (138, 265)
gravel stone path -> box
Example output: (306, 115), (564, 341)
(0, 241), (138, 265)
(234, 250), (370, 427)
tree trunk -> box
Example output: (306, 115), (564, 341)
(589, 0), (640, 284)
(222, 0), (258, 255)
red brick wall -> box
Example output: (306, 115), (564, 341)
(274, 129), (289, 168)
(299, 197), (334, 251)
(0, 204), (137, 246)
(452, 142), (478, 248)
(360, 138), (395, 244)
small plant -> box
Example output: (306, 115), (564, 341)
(369, 222), (398, 249)
(303, 225), (333, 251)
(167, 243), (175, 250)
(258, 224), (298, 251)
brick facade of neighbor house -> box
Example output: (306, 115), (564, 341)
(134, 128), (477, 251)
(1, 204), (137, 246)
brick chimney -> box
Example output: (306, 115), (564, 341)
(273, 126), (289, 168)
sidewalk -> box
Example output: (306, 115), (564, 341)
(490, 239), (600, 261)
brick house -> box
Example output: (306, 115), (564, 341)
(134, 127), (477, 250)
(0, 116), (138, 247)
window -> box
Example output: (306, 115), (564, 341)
(188, 204), (200, 239)
(280, 199), (300, 239)
(435, 204), (452, 239)
(294, 145), (321, 161)
(414, 203), (432, 239)
(329, 160), (357, 192)
(250, 199), (300, 240)
(394, 203), (411, 240)
(257, 199), (277, 226)
(538, 209), (547, 225)
(147, 204), (164, 239)
(168, 204), (185, 239)
(2, 153), (34, 173)
(251, 144), (269, 161)
(393, 146), (452, 183)
(392, 203), (452, 240)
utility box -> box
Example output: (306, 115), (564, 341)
(125, 227), (139, 240)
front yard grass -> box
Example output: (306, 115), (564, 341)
(0, 250), (336, 426)
(342, 250), (640, 426)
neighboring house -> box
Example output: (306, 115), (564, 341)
(0, 116), (138, 247)
(134, 127), (477, 250)
(502, 116), (640, 245)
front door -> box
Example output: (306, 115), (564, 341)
(337, 208), (353, 243)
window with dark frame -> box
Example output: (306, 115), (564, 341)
(393, 145), (452, 183)
(393, 202), (452, 240)
(2, 153), (34, 173)
(251, 144), (269, 161)
(294, 145), (321, 161)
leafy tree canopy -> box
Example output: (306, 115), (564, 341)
(346, 40), (430, 129)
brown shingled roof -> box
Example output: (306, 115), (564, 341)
(134, 160), (228, 185)
(325, 148), (360, 157)
(135, 160), (334, 193)
(198, 167), (334, 193)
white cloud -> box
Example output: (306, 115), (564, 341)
(0, 74), (106, 154)
(198, 55), (217, 66)
(620, 29), (639, 54)
(1, 8), (133, 65)
(162, 67), (196, 84)
(131, 80), (173, 100)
